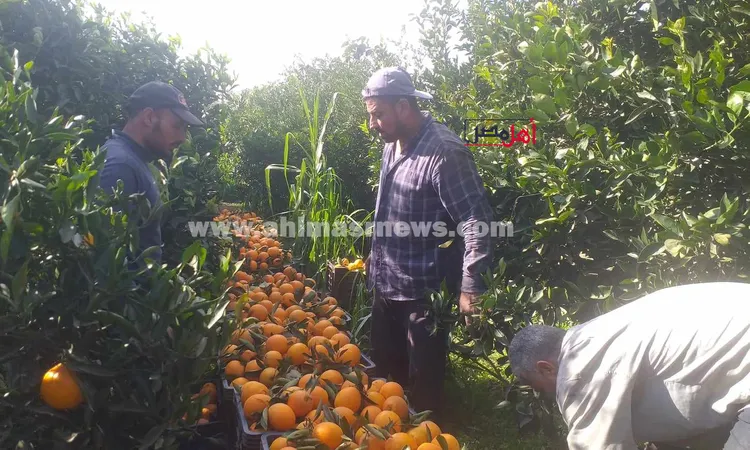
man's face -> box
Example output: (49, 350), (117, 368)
(143, 108), (188, 158)
(365, 97), (408, 143)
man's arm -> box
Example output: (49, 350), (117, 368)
(557, 375), (640, 450)
(431, 144), (494, 295)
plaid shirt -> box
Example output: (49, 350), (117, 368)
(366, 111), (494, 301)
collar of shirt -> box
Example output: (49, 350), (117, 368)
(112, 130), (158, 163)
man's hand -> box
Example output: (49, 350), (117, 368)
(459, 291), (480, 328)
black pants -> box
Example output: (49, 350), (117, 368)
(369, 293), (447, 414)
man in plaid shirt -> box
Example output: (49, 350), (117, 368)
(362, 67), (494, 416)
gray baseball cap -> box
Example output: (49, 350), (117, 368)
(361, 67), (433, 100)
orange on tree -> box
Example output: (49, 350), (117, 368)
(313, 421), (344, 449)
(40, 362), (83, 410)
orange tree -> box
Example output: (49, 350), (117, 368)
(0, 49), (239, 448)
(408, 0), (750, 442)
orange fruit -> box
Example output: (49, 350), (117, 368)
(266, 334), (289, 354)
(245, 360), (261, 374)
(225, 360), (244, 379)
(313, 319), (333, 336)
(287, 389), (315, 417)
(334, 386), (362, 412)
(369, 379), (386, 392)
(287, 343), (310, 365)
(249, 304), (269, 320)
(241, 381), (269, 403)
(366, 391), (386, 408)
(243, 393), (270, 418)
(322, 325), (339, 339)
(417, 444), (441, 450)
(231, 377), (249, 389)
(361, 405), (382, 422)
(386, 432), (418, 450)
(239, 349), (257, 363)
(320, 369), (344, 387)
(374, 410), (402, 432)
(298, 373), (315, 389)
(379, 382), (405, 400)
(259, 367), (279, 387)
(268, 403), (296, 431)
(313, 422), (344, 449)
(309, 385), (329, 407)
(420, 421), (442, 440)
(336, 344), (361, 367)
(263, 323), (285, 336)
(409, 426), (429, 445)
(333, 406), (356, 427)
(40, 363), (83, 410)
(288, 309), (307, 324)
(269, 437), (289, 450)
(383, 396), (409, 420)
(264, 350), (283, 368)
(330, 332), (351, 348)
(260, 299), (275, 312)
(432, 434), (460, 450)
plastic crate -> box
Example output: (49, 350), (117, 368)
(260, 432), (284, 450)
(360, 352), (376, 376)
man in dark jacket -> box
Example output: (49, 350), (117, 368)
(99, 81), (203, 269)
(362, 67), (494, 416)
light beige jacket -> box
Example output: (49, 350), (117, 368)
(557, 282), (750, 449)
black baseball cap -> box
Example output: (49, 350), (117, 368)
(127, 81), (204, 126)
(361, 67), (433, 100)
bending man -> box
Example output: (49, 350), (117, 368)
(509, 282), (750, 449)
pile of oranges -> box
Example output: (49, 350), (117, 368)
(219, 209), (464, 450)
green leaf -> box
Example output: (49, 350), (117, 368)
(526, 76), (550, 94)
(602, 65), (626, 78)
(11, 259), (28, 306)
(727, 93), (744, 116)
(664, 239), (684, 257)
(532, 94), (557, 116)
(636, 91), (658, 101)
(652, 213), (681, 236)
(658, 37), (677, 46)
(713, 233), (731, 246)
(625, 104), (654, 125)
(565, 115), (579, 137)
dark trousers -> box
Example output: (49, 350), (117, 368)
(369, 293), (447, 414)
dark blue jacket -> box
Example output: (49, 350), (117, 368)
(99, 131), (164, 266)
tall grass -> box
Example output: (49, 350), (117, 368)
(264, 81), (373, 281)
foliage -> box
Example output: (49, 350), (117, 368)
(0, 50), (238, 449)
(0, 0), (238, 267)
(264, 84), (373, 279)
(401, 0), (750, 440)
